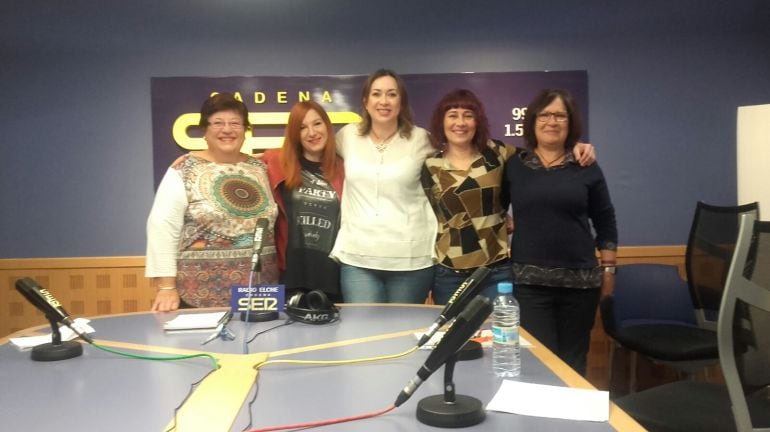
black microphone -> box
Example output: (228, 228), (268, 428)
(395, 295), (493, 407)
(251, 218), (270, 271)
(417, 266), (491, 347)
(15, 277), (94, 344)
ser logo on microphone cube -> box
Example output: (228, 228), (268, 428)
(231, 285), (285, 313)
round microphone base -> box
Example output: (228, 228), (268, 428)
(416, 394), (486, 428)
(31, 341), (83, 362)
(239, 311), (279, 322)
(456, 339), (483, 361)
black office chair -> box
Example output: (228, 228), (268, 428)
(615, 215), (770, 432)
(600, 264), (718, 393)
(686, 201), (760, 330)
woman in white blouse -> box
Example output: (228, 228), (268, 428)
(330, 69), (437, 303)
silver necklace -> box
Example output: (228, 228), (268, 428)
(371, 129), (397, 153)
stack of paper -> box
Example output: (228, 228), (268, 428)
(163, 312), (228, 333)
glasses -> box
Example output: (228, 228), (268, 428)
(535, 112), (569, 123)
(208, 120), (245, 130)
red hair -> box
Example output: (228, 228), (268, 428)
(280, 101), (339, 190)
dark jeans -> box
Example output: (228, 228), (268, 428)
(515, 284), (600, 376)
(432, 261), (513, 305)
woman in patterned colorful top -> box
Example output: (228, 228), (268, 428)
(145, 93), (278, 311)
(422, 89), (595, 305)
(506, 89), (617, 375)
(262, 101), (344, 302)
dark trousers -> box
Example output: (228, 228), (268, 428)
(516, 284), (600, 376)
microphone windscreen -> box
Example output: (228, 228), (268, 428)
(15, 277), (69, 320)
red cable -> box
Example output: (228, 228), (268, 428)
(246, 404), (396, 432)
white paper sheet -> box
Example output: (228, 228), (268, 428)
(163, 311), (227, 331)
(486, 380), (609, 422)
(10, 318), (95, 349)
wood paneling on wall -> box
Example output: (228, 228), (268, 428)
(0, 257), (153, 337)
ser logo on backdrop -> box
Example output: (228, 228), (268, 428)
(171, 90), (361, 153)
(150, 72), (587, 189)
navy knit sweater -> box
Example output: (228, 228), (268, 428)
(506, 151), (617, 269)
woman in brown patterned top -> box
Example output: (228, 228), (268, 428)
(422, 89), (594, 304)
(145, 93), (278, 311)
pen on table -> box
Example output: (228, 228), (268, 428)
(201, 311), (234, 345)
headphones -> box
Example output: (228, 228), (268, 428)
(285, 290), (340, 324)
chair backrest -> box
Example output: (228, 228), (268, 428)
(602, 263), (696, 335)
(718, 215), (770, 431)
(686, 201), (759, 330)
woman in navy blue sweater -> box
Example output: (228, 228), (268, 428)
(506, 89), (617, 375)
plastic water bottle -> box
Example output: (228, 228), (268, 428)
(492, 282), (521, 378)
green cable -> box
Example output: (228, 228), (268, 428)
(91, 342), (220, 369)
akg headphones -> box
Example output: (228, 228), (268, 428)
(285, 290), (340, 324)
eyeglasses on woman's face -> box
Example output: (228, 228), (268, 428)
(208, 120), (245, 130)
(535, 112), (569, 123)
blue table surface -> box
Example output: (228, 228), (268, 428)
(0, 305), (621, 431)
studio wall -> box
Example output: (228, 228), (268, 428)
(2, 0), (769, 258)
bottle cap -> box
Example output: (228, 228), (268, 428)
(497, 282), (513, 294)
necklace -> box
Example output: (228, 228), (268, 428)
(535, 148), (566, 168)
(370, 129), (398, 153)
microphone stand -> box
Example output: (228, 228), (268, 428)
(416, 350), (486, 428)
(30, 315), (83, 362)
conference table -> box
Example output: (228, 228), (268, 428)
(0, 304), (644, 431)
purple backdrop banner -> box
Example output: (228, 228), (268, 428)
(151, 71), (587, 188)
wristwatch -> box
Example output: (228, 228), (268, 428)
(603, 266), (617, 275)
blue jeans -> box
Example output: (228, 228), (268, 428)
(340, 264), (434, 303)
(432, 262), (513, 305)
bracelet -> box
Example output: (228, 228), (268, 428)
(157, 286), (177, 291)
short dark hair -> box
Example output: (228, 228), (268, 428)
(523, 89), (582, 151)
(428, 88), (490, 153)
(198, 92), (250, 129)
(358, 69), (414, 138)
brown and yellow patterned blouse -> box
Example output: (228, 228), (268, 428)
(421, 140), (516, 270)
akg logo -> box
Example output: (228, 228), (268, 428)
(303, 313), (330, 322)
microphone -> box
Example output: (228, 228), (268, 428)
(395, 295), (493, 407)
(251, 218), (270, 271)
(15, 277), (94, 344)
(417, 266), (491, 347)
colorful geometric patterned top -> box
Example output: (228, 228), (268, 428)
(167, 154), (278, 307)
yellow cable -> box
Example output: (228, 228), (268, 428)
(254, 345), (419, 370)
